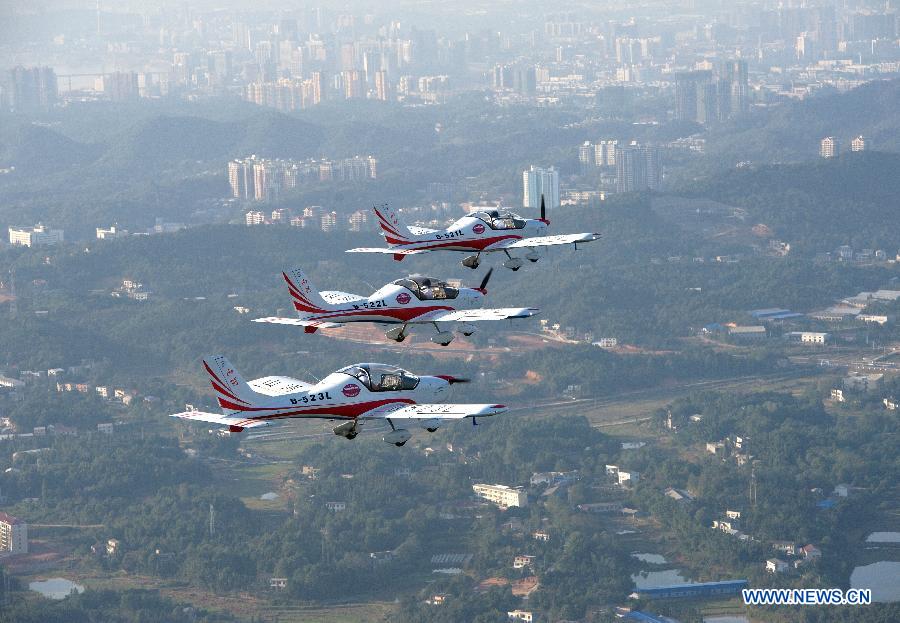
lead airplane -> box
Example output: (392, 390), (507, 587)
(170, 355), (505, 445)
(347, 196), (601, 270)
(253, 266), (538, 345)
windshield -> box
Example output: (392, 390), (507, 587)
(392, 276), (459, 301)
(338, 364), (419, 391)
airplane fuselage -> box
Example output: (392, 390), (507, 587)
(220, 369), (451, 428)
(298, 283), (484, 326)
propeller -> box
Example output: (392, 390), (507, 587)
(473, 268), (493, 294)
(434, 375), (471, 384)
(539, 194), (550, 225)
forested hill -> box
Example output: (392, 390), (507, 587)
(706, 78), (900, 163)
(681, 151), (900, 252)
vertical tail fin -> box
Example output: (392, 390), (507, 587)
(282, 266), (332, 315)
(202, 355), (263, 412)
(373, 203), (417, 246)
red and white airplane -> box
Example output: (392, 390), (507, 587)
(347, 196), (601, 270)
(170, 355), (505, 445)
(253, 266), (538, 345)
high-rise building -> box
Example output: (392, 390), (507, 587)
(4, 66), (57, 112)
(228, 160), (255, 199)
(851, 136), (867, 152)
(674, 70), (723, 124)
(321, 211), (339, 232)
(721, 60), (749, 117)
(578, 142), (594, 172)
(374, 70), (388, 101)
(100, 71), (139, 102)
(8, 224), (64, 247)
(349, 210), (370, 231)
(615, 143), (661, 193)
(0, 512), (27, 554)
(820, 136), (838, 158)
(594, 140), (618, 167)
(523, 166), (560, 209)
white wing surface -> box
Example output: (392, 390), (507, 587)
(487, 233), (601, 249)
(361, 403), (508, 420)
(425, 308), (540, 322)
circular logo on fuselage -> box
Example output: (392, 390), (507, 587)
(473, 223), (486, 235)
(342, 383), (361, 397)
(396, 292), (411, 305)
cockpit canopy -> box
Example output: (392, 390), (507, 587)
(338, 364), (420, 392)
(469, 210), (527, 230)
(392, 276), (459, 300)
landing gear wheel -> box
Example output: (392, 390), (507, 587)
(395, 334), (406, 343)
(463, 332), (474, 337)
(510, 266), (521, 271)
(346, 432), (358, 440)
(394, 441), (407, 447)
(426, 428), (438, 433)
(528, 258), (539, 263)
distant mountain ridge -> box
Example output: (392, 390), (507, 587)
(0, 110), (326, 174)
(707, 78), (900, 163)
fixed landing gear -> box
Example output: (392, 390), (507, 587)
(333, 420), (360, 440)
(503, 250), (523, 271)
(383, 418), (412, 446)
(385, 324), (409, 342)
(462, 254), (481, 269)
(526, 249), (540, 263)
(431, 322), (454, 346)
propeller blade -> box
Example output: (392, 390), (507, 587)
(540, 194), (546, 221)
(434, 375), (471, 384)
(478, 268), (494, 293)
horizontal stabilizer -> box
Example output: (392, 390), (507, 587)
(169, 410), (270, 431)
(345, 247), (429, 255)
(253, 317), (343, 331)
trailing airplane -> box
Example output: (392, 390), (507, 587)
(347, 196), (601, 270)
(169, 355), (506, 445)
(253, 266), (538, 345)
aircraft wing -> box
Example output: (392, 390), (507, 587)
(252, 317), (344, 333)
(345, 247), (430, 256)
(169, 410), (270, 430)
(360, 403), (508, 420)
(426, 307), (540, 322)
(488, 232), (601, 249)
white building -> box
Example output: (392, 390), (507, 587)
(820, 136), (838, 158)
(766, 558), (789, 574)
(245, 211), (266, 225)
(472, 483), (528, 508)
(800, 332), (830, 344)
(0, 512), (27, 554)
(523, 165), (559, 209)
(96, 226), (128, 240)
(8, 224), (64, 247)
(508, 610), (533, 622)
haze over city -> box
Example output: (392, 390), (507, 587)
(0, 0), (899, 621)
